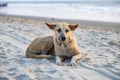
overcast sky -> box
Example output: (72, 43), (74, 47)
(0, 0), (114, 2)
(0, 0), (118, 3)
(0, 0), (95, 1)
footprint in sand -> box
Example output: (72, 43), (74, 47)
(15, 75), (30, 80)
(0, 77), (9, 80)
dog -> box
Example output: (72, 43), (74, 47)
(26, 22), (83, 66)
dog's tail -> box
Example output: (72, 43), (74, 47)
(26, 47), (53, 59)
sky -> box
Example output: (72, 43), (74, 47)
(0, 0), (99, 1)
(0, 0), (116, 2)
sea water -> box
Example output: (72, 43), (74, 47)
(0, 0), (120, 22)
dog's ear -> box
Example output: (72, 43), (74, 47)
(45, 22), (56, 29)
(69, 24), (78, 31)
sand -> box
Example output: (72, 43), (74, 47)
(0, 15), (120, 80)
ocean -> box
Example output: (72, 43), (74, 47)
(0, 0), (120, 22)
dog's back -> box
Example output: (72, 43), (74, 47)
(26, 35), (55, 59)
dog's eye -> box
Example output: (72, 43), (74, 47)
(65, 29), (69, 33)
(57, 28), (61, 32)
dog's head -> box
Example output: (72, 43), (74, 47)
(45, 22), (78, 42)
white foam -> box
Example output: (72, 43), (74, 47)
(0, 2), (120, 23)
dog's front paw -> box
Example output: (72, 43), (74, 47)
(70, 57), (77, 66)
(56, 62), (63, 66)
(55, 56), (63, 66)
(70, 61), (77, 66)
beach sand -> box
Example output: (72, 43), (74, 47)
(0, 15), (120, 80)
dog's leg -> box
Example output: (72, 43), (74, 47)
(70, 54), (83, 66)
(55, 56), (63, 66)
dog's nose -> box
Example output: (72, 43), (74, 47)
(61, 37), (66, 41)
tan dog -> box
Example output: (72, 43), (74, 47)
(26, 22), (83, 66)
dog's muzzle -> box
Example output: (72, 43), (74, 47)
(58, 34), (66, 41)
(61, 36), (66, 41)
